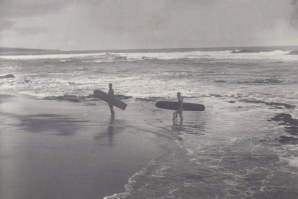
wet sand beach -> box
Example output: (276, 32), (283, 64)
(0, 94), (169, 199)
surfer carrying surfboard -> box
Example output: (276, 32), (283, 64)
(173, 92), (183, 127)
(108, 83), (115, 117)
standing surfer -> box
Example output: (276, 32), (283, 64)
(173, 92), (183, 128)
(108, 83), (115, 117)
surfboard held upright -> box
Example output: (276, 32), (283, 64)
(155, 101), (205, 111)
(93, 89), (127, 110)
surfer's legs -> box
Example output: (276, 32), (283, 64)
(173, 111), (178, 126)
(173, 111), (182, 130)
(178, 112), (183, 127)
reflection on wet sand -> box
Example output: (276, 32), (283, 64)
(107, 116), (115, 144)
(93, 116), (123, 146)
(0, 97), (166, 199)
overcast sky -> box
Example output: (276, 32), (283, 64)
(0, 0), (298, 50)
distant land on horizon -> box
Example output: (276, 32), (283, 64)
(0, 47), (60, 56)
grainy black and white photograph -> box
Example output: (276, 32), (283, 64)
(1, 0), (298, 199)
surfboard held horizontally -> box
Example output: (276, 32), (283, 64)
(155, 101), (205, 111)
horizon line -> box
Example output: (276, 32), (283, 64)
(1, 45), (298, 52)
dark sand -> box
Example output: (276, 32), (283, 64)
(0, 94), (169, 199)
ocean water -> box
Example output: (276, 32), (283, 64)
(1, 46), (298, 198)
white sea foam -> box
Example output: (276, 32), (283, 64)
(1, 50), (297, 61)
(186, 148), (195, 155)
(287, 157), (298, 168)
(117, 50), (296, 61)
(59, 59), (72, 63)
(103, 165), (148, 199)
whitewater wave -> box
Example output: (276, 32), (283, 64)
(1, 49), (298, 61)
(232, 49), (268, 53)
(117, 50), (297, 61)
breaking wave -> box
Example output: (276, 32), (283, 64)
(232, 49), (270, 53)
(1, 49), (297, 61)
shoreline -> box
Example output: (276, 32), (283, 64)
(0, 94), (172, 199)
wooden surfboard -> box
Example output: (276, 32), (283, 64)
(94, 89), (127, 110)
(155, 101), (205, 111)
